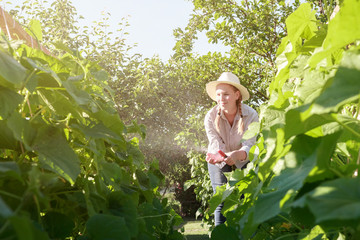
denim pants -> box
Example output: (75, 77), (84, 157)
(207, 163), (232, 226)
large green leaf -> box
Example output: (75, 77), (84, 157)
(26, 58), (62, 87)
(7, 112), (37, 150)
(72, 123), (124, 143)
(298, 225), (327, 240)
(254, 133), (340, 224)
(91, 110), (125, 141)
(36, 89), (81, 118)
(31, 126), (80, 184)
(285, 104), (333, 139)
(0, 120), (19, 150)
(108, 191), (139, 238)
(26, 19), (43, 42)
(309, 0), (360, 66)
(0, 87), (23, 118)
(312, 51), (360, 114)
(306, 178), (360, 223)
(211, 224), (241, 240)
(0, 51), (27, 88)
(285, 3), (317, 51)
(323, 0), (360, 50)
(294, 70), (328, 104)
(9, 216), (49, 240)
(86, 214), (130, 240)
(63, 80), (91, 106)
(0, 162), (22, 182)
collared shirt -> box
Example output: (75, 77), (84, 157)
(204, 103), (259, 169)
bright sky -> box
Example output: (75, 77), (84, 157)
(2, 0), (228, 60)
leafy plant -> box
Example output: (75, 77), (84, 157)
(205, 0), (360, 239)
(0, 34), (183, 239)
(184, 151), (213, 224)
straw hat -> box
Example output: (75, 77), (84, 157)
(206, 72), (250, 101)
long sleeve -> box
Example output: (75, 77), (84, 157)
(204, 107), (225, 154)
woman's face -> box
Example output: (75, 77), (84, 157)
(215, 83), (240, 111)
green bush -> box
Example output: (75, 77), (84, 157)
(0, 36), (183, 240)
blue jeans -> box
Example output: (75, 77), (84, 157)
(207, 163), (232, 226)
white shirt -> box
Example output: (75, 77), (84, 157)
(204, 103), (259, 169)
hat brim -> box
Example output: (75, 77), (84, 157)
(206, 81), (250, 101)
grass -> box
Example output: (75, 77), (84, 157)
(180, 218), (210, 240)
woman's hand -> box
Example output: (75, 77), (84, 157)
(206, 152), (224, 164)
(224, 150), (247, 166)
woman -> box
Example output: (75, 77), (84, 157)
(204, 72), (258, 226)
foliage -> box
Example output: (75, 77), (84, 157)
(206, 0), (360, 239)
(168, 161), (201, 218)
(0, 35), (183, 239)
(184, 152), (213, 225)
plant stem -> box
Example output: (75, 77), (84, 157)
(332, 114), (360, 139)
(0, 190), (22, 200)
(137, 213), (171, 219)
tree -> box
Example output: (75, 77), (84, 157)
(173, 0), (301, 105)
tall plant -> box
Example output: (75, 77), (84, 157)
(0, 34), (183, 239)
(204, 0), (360, 239)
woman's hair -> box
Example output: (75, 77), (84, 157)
(214, 85), (244, 134)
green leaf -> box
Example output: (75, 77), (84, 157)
(7, 112), (37, 150)
(26, 19), (43, 42)
(42, 212), (75, 239)
(9, 216), (49, 240)
(0, 162), (22, 181)
(285, 3), (317, 50)
(289, 54), (310, 79)
(323, 0), (360, 50)
(312, 51), (360, 114)
(301, 28), (327, 53)
(32, 126), (80, 184)
(100, 161), (123, 185)
(92, 69), (109, 81)
(306, 178), (360, 223)
(73, 123), (124, 142)
(126, 120), (146, 140)
(305, 130), (342, 182)
(38, 90), (82, 119)
(126, 138), (145, 167)
(0, 120), (19, 150)
(294, 70), (327, 104)
(0, 51), (27, 88)
(91, 110), (125, 139)
(209, 185), (235, 214)
(25, 58), (63, 87)
(309, 0), (360, 66)
(254, 135), (324, 224)
(298, 225), (326, 240)
(108, 191), (139, 238)
(285, 104), (333, 140)
(211, 224), (240, 240)
(136, 169), (150, 190)
(63, 80), (91, 106)
(241, 121), (260, 141)
(86, 214), (130, 240)
(0, 87), (23, 118)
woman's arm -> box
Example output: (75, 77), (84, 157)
(225, 109), (259, 166)
(204, 109), (227, 165)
